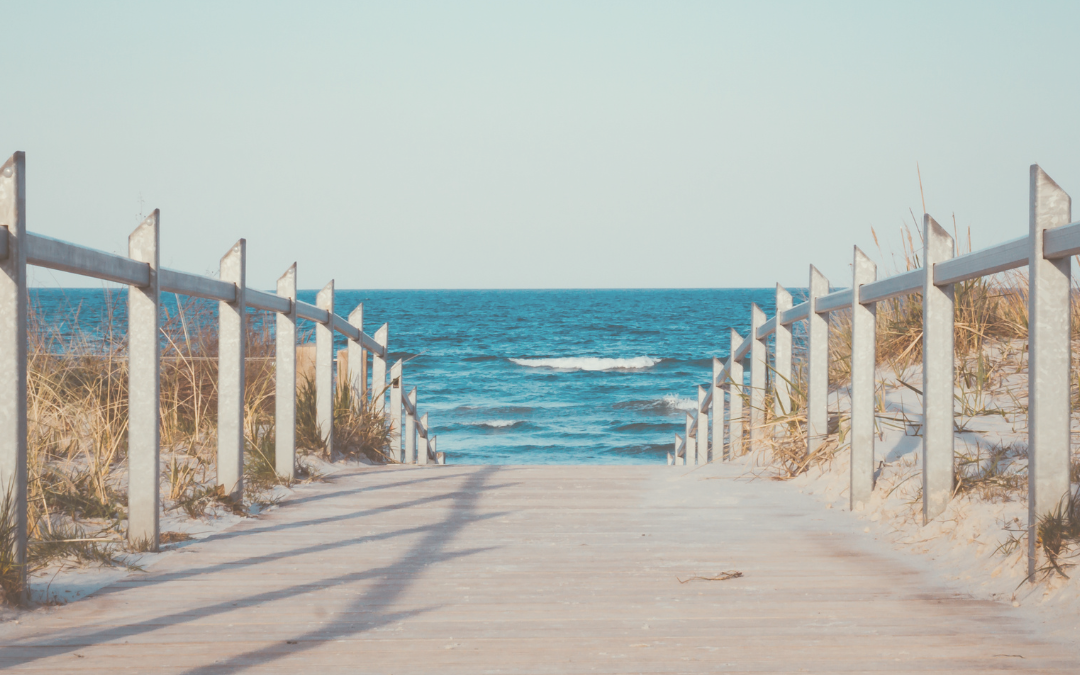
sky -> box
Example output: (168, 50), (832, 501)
(3, 1), (1079, 290)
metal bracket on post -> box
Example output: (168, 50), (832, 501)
(275, 264), (297, 480)
(773, 285), (793, 423)
(0, 152), (28, 602)
(316, 281), (335, 458)
(749, 304), (767, 451)
(728, 329), (744, 458)
(389, 360), (403, 462)
(1027, 165), (1072, 576)
(696, 386), (708, 464)
(347, 304), (365, 405)
(850, 247), (877, 511)
(711, 358), (724, 462)
(372, 324), (389, 412)
(217, 240), (246, 501)
(127, 210), (160, 550)
(922, 216), (955, 524)
(806, 266), (829, 456)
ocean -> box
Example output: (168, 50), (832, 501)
(30, 288), (782, 465)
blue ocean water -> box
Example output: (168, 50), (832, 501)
(30, 288), (780, 465)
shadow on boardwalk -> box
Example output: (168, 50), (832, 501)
(1, 466), (509, 672)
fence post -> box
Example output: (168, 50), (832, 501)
(728, 329), (744, 457)
(773, 285), (792, 422)
(0, 152), (28, 601)
(372, 323), (388, 412)
(711, 358), (724, 462)
(1027, 165), (1073, 576)
(806, 266), (829, 456)
(217, 240), (246, 500)
(850, 247), (877, 510)
(316, 281), (335, 458)
(127, 210), (160, 550)
(433, 436), (444, 464)
(684, 413), (695, 465)
(404, 387), (417, 464)
(750, 304), (767, 450)
(347, 304), (365, 404)
(695, 386), (708, 464)
(419, 412), (430, 465)
(922, 216), (955, 524)
(389, 360), (403, 462)
(275, 263), (297, 480)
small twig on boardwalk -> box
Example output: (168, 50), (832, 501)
(677, 571), (743, 584)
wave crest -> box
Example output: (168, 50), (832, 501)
(510, 356), (660, 372)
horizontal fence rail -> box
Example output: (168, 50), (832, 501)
(0, 151), (444, 603)
(668, 163), (1077, 581)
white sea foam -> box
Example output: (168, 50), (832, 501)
(471, 420), (520, 428)
(660, 394), (699, 411)
(510, 356), (660, 372)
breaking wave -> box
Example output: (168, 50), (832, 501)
(510, 356), (660, 372)
(613, 394), (699, 414)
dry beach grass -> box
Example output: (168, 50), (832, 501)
(0, 294), (393, 605)
(739, 221), (1080, 601)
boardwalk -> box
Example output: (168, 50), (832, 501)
(1, 464), (1077, 673)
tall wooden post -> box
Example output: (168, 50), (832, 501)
(696, 386), (708, 464)
(316, 281), (335, 457)
(1027, 165), (1072, 576)
(773, 285), (793, 421)
(218, 240), (247, 501)
(275, 264), (297, 480)
(0, 152), (28, 602)
(850, 247), (877, 510)
(127, 210), (160, 550)
(372, 324), (388, 412)
(711, 358), (724, 461)
(389, 360), (403, 462)
(806, 266), (829, 456)
(347, 304), (365, 404)
(749, 304), (767, 450)
(922, 216), (955, 524)
(728, 329), (744, 457)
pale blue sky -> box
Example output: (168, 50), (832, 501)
(4, 1), (1079, 289)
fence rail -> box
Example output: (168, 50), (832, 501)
(0, 151), (443, 603)
(671, 163), (1076, 579)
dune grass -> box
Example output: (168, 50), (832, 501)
(0, 293), (394, 605)
(740, 220), (1080, 579)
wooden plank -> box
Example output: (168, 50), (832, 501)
(0, 465), (1077, 673)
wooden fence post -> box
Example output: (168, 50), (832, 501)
(347, 304), (365, 404)
(372, 324), (388, 412)
(433, 436), (444, 464)
(389, 360), (403, 462)
(275, 263), (297, 480)
(127, 210), (160, 550)
(0, 152), (28, 601)
(685, 413), (695, 465)
(1027, 165), (1073, 576)
(773, 285), (792, 422)
(728, 329), (744, 457)
(217, 240), (246, 501)
(404, 387), (417, 464)
(850, 247), (877, 510)
(806, 266), (829, 456)
(316, 281), (335, 458)
(419, 412), (430, 465)
(750, 304), (767, 450)
(712, 358), (724, 462)
(922, 216), (955, 523)
(696, 386), (708, 464)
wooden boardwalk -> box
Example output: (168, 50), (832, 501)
(1, 463), (1077, 673)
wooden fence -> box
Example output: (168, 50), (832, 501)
(672, 164), (1077, 578)
(0, 151), (441, 602)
